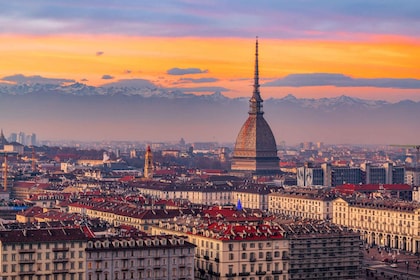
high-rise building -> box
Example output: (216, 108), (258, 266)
(18, 132), (26, 145)
(231, 39), (279, 175)
(8, 133), (17, 143)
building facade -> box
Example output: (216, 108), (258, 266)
(152, 215), (361, 280)
(268, 191), (334, 220)
(286, 223), (361, 280)
(333, 197), (420, 253)
(297, 162), (405, 187)
(0, 228), (87, 280)
(85, 235), (195, 280)
(152, 217), (289, 280)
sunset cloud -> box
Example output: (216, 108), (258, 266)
(1, 74), (75, 85)
(101, 74), (114, 80)
(101, 79), (157, 88)
(178, 77), (219, 83)
(167, 68), (208, 75)
(264, 73), (420, 89)
(0, 1), (418, 39)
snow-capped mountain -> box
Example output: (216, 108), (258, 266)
(0, 82), (419, 145)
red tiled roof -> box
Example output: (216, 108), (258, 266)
(18, 206), (44, 217)
(335, 183), (412, 194)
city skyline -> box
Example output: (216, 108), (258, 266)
(0, 1), (419, 102)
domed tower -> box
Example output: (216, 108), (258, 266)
(231, 38), (280, 175)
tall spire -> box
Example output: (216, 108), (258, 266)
(249, 37), (263, 115)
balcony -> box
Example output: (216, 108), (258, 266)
(52, 247), (69, 252)
(215, 258), (220, 263)
(239, 272), (250, 276)
(249, 257), (257, 262)
(209, 270), (221, 277)
(18, 259), (35, 264)
(282, 255), (289, 260)
(53, 258), (69, 263)
(19, 270), (36, 276)
(18, 249), (35, 253)
(204, 255), (210, 260)
(266, 256), (273, 261)
(256, 271), (266, 275)
(225, 273), (237, 277)
(272, 270), (283, 275)
(52, 269), (69, 274)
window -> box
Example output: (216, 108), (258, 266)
(228, 265), (233, 274)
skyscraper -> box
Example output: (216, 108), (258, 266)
(231, 38), (280, 175)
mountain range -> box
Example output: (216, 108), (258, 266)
(0, 82), (419, 145)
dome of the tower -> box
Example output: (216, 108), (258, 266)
(233, 114), (278, 158)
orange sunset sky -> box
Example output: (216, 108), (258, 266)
(0, 1), (419, 102)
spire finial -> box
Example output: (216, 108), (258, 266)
(254, 36), (259, 97)
(249, 37), (263, 115)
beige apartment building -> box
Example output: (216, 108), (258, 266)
(135, 183), (233, 206)
(68, 200), (194, 232)
(333, 197), (420, 253)
(135, 182), (281, 211)
(85, 235), (195, 280)
(231, 186), (272, 211)
(268, 191), (334, 220)
(0, 228), (87, 280)
(152, 217), (289, 280)
(152, 215), (361, 280)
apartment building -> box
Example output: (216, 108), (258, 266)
(85, 235), (195, 280)
(268, 190), (334, 220)
(333, 197), (420, 253)
(151, 217), (289, 280)
(134, 182), (233, 206)
(284, 222), (361, 280)
(151, 208), (361, 280)
(0, 227), (87, 280)
(134, 181), (281, 211)
(68, 199), (195, 232)
(231, 185), (272, 211)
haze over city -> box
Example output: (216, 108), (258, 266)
(0, 0), (419, 145)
